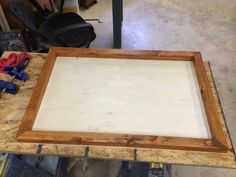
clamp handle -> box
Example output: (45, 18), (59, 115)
(4, 58), (30, 81)
(18, 58), (30, 70)
(0, 80), (18, 94)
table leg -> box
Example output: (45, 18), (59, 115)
(112, 0), (123, 48)
(121, 0), (123, 21)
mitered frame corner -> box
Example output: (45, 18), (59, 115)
(17, 48), (228, 152)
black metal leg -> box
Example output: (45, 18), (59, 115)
(112, 0), (123, 48)
(120, 0), (123, 21)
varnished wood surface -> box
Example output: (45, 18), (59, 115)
(0, 51), (235, 168)
(16, 48), (227, 152)
(193, 53), (227, 149)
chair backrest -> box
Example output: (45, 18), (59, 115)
(28, 0), (49, 16)
(38, 12), (95, 48)
(8, 1), (41, 35)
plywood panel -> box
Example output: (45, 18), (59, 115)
(33, 56), (211, 139)
(16, 48), (228, 152)
(1, 51), (235, 167)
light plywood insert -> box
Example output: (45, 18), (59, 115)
(33, 57), (211, 139)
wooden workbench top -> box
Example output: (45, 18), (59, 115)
(0, 51), (235, 168)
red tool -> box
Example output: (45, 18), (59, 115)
(0, 53), (31, 98)
(0, 52), (31, 73)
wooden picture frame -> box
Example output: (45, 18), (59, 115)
(17, 47), (228, 152)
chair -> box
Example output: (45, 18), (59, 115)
(8, 1), (96, 50)
(28, 0), (64, 18)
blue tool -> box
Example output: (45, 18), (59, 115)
(0, 57), (30, 97)
(4, 58), (30, 81)
(0, 80), (18, 94)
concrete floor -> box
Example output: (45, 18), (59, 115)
(68, 158), (122, 177)
(75, 0), (236, 176)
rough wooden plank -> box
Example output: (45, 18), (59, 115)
(0, 52), (235, 168)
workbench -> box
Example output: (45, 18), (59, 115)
(0, 51), (236, 168)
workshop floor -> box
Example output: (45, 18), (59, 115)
(70, 0), (236, 177)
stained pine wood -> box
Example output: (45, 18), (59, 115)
(0, 52), (235, 168)
(16, 48), (228, 152)
(193, 53), (227, 149)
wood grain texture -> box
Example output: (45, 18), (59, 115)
(17, 49), (57, 135)
(0, 51), (235, 168)
(53, 47), (197, 60)
(33, 58), (210, 138)
(193, 53), (227, 149)
(16, 48), (227, 152)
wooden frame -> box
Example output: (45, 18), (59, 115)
(16, 47), (228, 152)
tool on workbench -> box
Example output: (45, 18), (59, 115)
(4, 58), (29, 81)
(0, 57), (30, 97)
(0, 81), (18, 94)
(0, 52), (31, 73)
